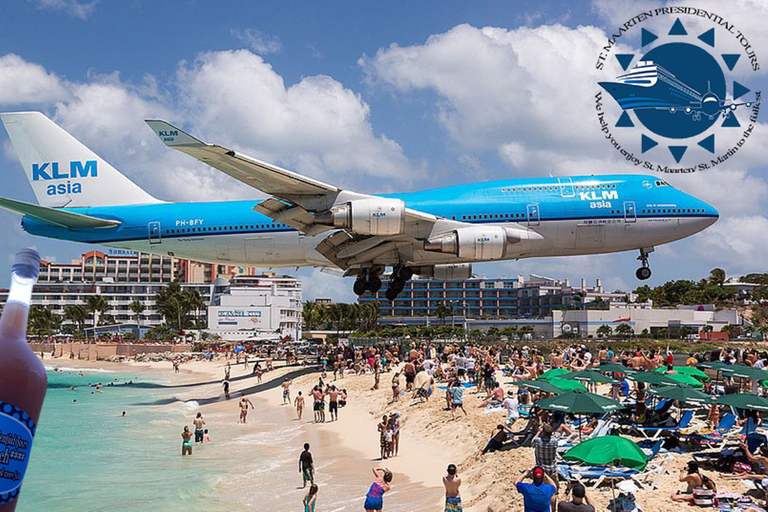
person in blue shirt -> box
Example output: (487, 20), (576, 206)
(515, 466), (557, 512)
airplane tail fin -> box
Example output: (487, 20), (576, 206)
(0, 112), (159, 208)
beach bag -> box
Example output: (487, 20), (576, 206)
(692, 487), (715, 506)
(732, 461), (752, 474)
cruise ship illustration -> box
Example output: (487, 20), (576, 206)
(599, 61), (754, 121)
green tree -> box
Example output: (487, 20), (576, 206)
(86, 295), (110, 329)
(678, 325), (694, 339)
(614, 323), (634, 337)
(302, 301), (326, 332)
(596, 324), (613, 338)
(29, 307), (62, 336)
(156, 282), (205, 331)
(64, 304), (88, 333)
(129, 301), (145, 328)
(434, 302), (452, 325)
(708, 268), (726, 287)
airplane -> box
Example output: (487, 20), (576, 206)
(0, 112), (718, 300)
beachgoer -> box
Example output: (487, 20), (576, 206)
(391, 372), (401, 403)
(300, 443), (314, 488)
(295, 391), (305, 420)
(327, 385), (340, 421)
(448, 379), (468, 420)
(181, 426), (193, 456)
(223, 379), (230, 400)
(558, 482), (594, 512)
(391, 413), (401, 457)
(303, 483), (318, 512)
(671, 460), (716, 503)
(339, 389), (348, 408)
(501, 390), (520, 425)
(378, 415), (389, 460)
(193, 412), (206, 444)
(239, 396), (254, 423)
(443, 463), (462, 512)
(515, 466), (557, 512)
(202, 429), (211, 443)
(282, 378), (293, 405)
(480, 424), (514, 454)
(363, 468), (392, 511)
(533, 424), (558, 485)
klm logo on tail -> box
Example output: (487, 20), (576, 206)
(31, 160), (97, 196)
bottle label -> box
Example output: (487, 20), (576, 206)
(0, 402), (36, 505)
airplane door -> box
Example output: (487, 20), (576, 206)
(527, 204), (540, 226)
(558, 177), (574, 197)
(148, 222), (161, 244)
(623, 201), (637, 223)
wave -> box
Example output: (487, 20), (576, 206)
(46, 366), (116, 373)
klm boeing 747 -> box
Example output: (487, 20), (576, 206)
(0, 112), (718, 300)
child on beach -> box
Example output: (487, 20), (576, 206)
(181, 426), (193, 456)
(202, 429), (211, 443)
(443, 464), (462, 512)
(363, 468), (392, 512)
(303, 483), (318, 512)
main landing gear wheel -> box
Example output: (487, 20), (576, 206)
(635, 248), (653, 281)
(384, 265), (414, 301)
(353, 268), (385, 296)
(353, 278), (367, 296)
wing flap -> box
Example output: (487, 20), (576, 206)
(0, 197), (121, 229)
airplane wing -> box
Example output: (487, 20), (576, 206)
(146, 120), (542, 270)
(0, 197), (121, 229)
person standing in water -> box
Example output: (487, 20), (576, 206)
(239, 396), (254, 423)
(193, 412), (206, 445)
(443, 464), (462, 512)
(363, 468), (392, 512)
(181, 426), (193, 456)
(303, 483), (318, 512)
(295, 391), (305, 420)
(300, 443), (315, 488)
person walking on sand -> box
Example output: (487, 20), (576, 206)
(223, 379), (231, 400)
(300, 443), (314, 488)
(193, 412), (206, 445)
(443, 463), (462, 512)
(363, 468), (392, 511)
(239, 396), (254, 423)
(282, 378), (293, 405)
(303, 483), (318, 512)
(181, 426), (193, 456)
(295, 391), (305, 420)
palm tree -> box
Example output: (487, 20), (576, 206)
(128, 300), (145, 329)
(29, 307), (62, 337)
(64, 304), (88, 333)
(435, 302), (451, 325)
(86, 295), (110, 339)
(596, 324), (613, 338)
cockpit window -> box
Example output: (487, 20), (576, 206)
(654, 180), (670, 187)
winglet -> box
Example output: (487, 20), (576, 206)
(145, 120), (205, 147)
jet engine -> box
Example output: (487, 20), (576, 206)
(315, 198), (405, 236)
(424, 226), (509, 260)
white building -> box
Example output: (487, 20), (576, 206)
(207, 275), (302, 341)
(553, 304), (746, 338)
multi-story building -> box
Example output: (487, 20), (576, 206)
(360, 274), (627, 319)
(0, 250), (301, 340)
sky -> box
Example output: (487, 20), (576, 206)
(0, 0), (766, 302)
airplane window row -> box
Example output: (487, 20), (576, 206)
(643, 208), (706, 214)
(459, 213), (527, 220)
(165, 224), (287, 235)
(499, 184), (617, 193)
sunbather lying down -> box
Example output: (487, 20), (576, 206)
(556, 418), (599, 438)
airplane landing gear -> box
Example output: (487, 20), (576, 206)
(353, 267), (384, 296)
(384, 265), (414, 301)
(635, 247), (653, 280)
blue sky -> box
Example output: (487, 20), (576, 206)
(0, 0), (766, 301)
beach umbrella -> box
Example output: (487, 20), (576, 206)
(596, 363), (635, 375)
(513, 379), (567, 394)
(653, 366), (710, 382)
(562, 370), (617, 384)
(649, 386), (711, 404)
(628, 371), (679, 387)
(548, 378), (588, 393)
(539, 368), (571, 380)
(666, 373), (705, 390)
(722, 364), (768, 381)
(697, 361), (732, 371)
(564, 435), (649, 502)
(537, 388), (624, 415)
(563, 435), (648, 470)
(716, 393), (768, 412)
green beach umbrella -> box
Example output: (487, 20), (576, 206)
(537, 388), (624, 414)
(649, 386), (712, 404)
(513, 379), (567, 394)
(666, 373), (705, 389)
(716, 393), (768, 412)
(653, 366), (710, 382)
(540, 368), (571, 380)
(563, 435), (648, 471)
(722, 364), (768, 381)
(562, 370), (617, 384)
(548, 377), (588, 393)
(596, 363), (635, 375)
(628, 371), (679, 387)
(696, 361), (733, 371)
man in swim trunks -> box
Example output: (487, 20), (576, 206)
(282, 378), (293, 405)
(327, 385), (339, 421)
(299, 442), (314, 488)
(443, 463), (463, 512)
(193, 412), (205, 444)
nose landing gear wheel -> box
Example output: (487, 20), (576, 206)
(635, 267), (652, 280)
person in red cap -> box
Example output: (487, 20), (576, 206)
(515, 466), (557, 512)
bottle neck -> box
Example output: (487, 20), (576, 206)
(0, 271), (35, 337)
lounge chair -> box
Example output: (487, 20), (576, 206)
(635, 410), (694, 439)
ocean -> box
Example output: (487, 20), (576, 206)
(17, 367), (429, 512)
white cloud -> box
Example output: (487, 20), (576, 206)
(230, 29), (282, 55)
(694, 215), (768, 270)
(31, 0), (99, 20)
(0, 54), (69, 105)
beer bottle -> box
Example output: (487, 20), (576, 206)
(0, 249), (46, 510)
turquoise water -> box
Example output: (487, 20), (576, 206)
(19, 368), (231, 512)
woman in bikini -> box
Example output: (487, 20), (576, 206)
(181, 426), (193, 456)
